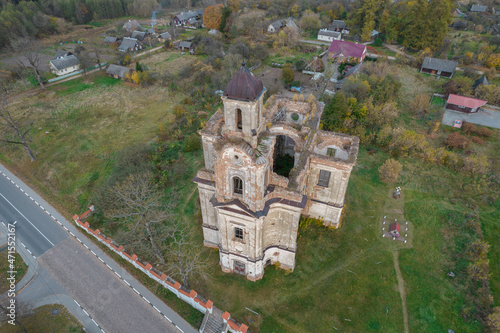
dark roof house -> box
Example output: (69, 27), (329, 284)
(131, 31), (146, 41)
(106, 64), (131, 79)
(104, 36), (118, 43)
(123, 19), (141, 32)
(55, 50), (73, 58)
(473, 75), (489, 89)
(158, 32), (172, 41)
(329, 20), (347, 32)
(470, 4), (487, 12)
(118, 37), (142, 52)
(268, 20), (284, 32)
(420, 57), (458, 78)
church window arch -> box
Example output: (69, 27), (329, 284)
(233, 176), (243, 195)
(236, 108), (243, 130)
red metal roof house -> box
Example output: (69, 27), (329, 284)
(328, 40), (367, 63)
(445, 94), (487, 113)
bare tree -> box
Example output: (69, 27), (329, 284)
(11, 38), (46, 90)
(166, 221), (209, 287)
(0, 83), (36, 162)
(89, 38), (105, 71)
(106, 172), (172, 265)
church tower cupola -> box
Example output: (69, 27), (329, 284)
(222, 63), (266, 147)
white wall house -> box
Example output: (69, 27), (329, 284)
(317, 29), (341, 42)
(49, 55), (80, 76)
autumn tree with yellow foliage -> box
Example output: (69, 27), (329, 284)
(203, 4), (223, 30)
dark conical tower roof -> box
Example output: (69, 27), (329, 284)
(224, 64), (264, 101)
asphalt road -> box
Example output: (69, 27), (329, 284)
(0, 164), (197, 333)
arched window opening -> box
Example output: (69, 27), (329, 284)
(272, 135), (296, 178)
(233, 177), (243, 195)
(236, 108), (243, 130)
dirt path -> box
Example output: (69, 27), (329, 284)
(392, 250), (410, 333)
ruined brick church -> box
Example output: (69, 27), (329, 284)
(193, 64), (359, 280)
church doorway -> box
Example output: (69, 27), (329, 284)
(272, 135), (296, 178)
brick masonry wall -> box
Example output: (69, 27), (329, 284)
(73, 206), (248, 333)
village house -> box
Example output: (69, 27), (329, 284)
(267, 18), (299, 33)
(49, 54), (80, 76)
(173, 9), (204, 27)
(317, 29), (341, 42)
(329, 20), (349, 34)
(104, 36), (118, 44)
(105, 64), (131, 80)
(118, 37), (142, 52)
(158, 32), (172, 43)
(420, 57), (458, 78)
(445, 94), (487, 113)
(55, 50), (73, 58)
(131, 30), (146, 41)
(453, 8), (465, 17)
(193, 63), (359, 281)
(473, 75), (489, 90)
(123, 19), (141, 32)
(328, 40), (367, 63)
(175, 41), (195, 54)
(470, 4), (487, 13)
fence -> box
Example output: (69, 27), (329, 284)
(73, 206), (248, 333)
(47, 63), (107, 83)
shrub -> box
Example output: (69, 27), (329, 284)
(462, 122), (477, 134)
(173, 105), (187, 119)
(378, 158), (402, 183)
(444, 132), (469, 149)
(282, 63), (294, 85)
(184, 134), (202, 152)
(471, 136), (484, 145)
(477, 127), (493, 138)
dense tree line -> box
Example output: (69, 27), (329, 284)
(349, 0), (453, 49)
(0, 0), (156, 50)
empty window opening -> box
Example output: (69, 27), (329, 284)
(318, 170), (331, 187)
(235, 227), (243, 240)
(272, 135), (296, 178)
(233, 177), (243, 195)
(265, 259), (272, 267)
(327, 148), (336, 157)
(236, 108), (243, 130)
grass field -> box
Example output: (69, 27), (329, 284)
(0, 247), (27, 294)
(0, 304), (84, 333)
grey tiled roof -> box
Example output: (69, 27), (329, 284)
(318, 30), (341, 38)
(131, 31), (146, 40)
(106, 64), (130, 78)
(159, 32), (172, 39)
(104, 36), (117, 43)
(471, 4), (487, 12)
(329, 20), (346, 29)
(55, 50), (71, 58)
(421, 57), (458, 73)
(118, 37), (139, 52)
(50, 55), (79, 70)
